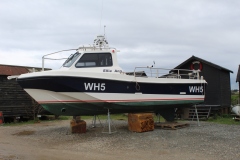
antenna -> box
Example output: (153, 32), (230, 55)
(99, 0), (104, 33)
(104, 25), (106, 37)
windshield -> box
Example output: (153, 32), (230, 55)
(63, 52), (81, 67)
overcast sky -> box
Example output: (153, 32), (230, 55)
(0, 0), (239, 89)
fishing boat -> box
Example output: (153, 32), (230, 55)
(17, 35), (207, 121)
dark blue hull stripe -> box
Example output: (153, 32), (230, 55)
(17, 76), (205, 95)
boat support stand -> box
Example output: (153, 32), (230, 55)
(193, 105), (201, 126)
(156, 113), (161, 123)
(102, 109), (117, 134)
(91, 115), (103, 128)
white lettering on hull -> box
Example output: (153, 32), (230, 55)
(84, 83), (105, 91)
(189, 86), (203, 93)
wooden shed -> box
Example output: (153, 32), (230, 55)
(0, 64), (50, 122)
(174, 56), (233, 118)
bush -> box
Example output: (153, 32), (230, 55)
(231, 94), (239, 105)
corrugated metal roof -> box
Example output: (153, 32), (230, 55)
(173, 55), (233, 73)
(0, 65), (29, 76)
(236, 65), (240, 82)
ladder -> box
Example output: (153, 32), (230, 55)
(190, 106), (212, 120)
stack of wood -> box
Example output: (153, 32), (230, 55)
(128, 113), (154, 132)
(70, 116), (86, 133)
(0, 111), (3, 124)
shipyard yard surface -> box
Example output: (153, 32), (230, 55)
(0, 120), (239, 160)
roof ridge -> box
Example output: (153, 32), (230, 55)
(174, 55), (233, 73)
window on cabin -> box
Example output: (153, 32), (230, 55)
(75, 53), (112, 67)
(63, 52), (81, 67)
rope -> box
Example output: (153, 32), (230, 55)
(135, 81), (140, 91)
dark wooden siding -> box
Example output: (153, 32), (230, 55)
(177, 60), (231, 107)
(201, 63), (221, 105)
(236, 65), (240, 82)
(0, 75), (42, 118)
(220, 71), (231, 107)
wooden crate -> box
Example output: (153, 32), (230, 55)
(70, 119), (86, 133)
(128, 113), (154, 132)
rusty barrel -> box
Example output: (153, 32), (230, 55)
(0, 111), (3, 124)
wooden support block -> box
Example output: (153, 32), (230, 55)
(70, 119), (86, 133)
(128, 113), (154, 132)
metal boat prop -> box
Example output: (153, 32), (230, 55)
(17, 35), (207, 121)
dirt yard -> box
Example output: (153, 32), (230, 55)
(0, 119), (239, 160)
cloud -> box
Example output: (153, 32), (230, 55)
(0, 0), (239, 89)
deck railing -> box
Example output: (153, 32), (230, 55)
(133, 67), (201, 79)
(42, 49), (77, 71)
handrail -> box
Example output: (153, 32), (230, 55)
(133, 67), (201, 80)
(42, 49), (77, 71)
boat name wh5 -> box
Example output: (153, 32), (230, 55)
(189, 86), (203, 93)
(84, 83), (106, 91)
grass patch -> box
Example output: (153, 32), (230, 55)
(2, 120), (36, 126)
(207, 115), (240, 125)
(57, 116), (72, 120)
(81, 114), (165, 122)
(1, 114), (166, 126)
(0, 114), (129, 126)
(1, 116), (72, 126)
(231, 94), (239, 105)
(81, 114), (128, 121)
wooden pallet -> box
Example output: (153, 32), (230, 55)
(231, 114), (240, 121)
(233, 117), (240, 121)
(154, 122), (189, 130)
(235, 118), (240, 121)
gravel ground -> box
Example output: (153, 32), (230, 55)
(0, 119), (239, 160)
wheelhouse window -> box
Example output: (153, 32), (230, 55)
(63, 52), (81, 67)
(75, 53), (112, 67)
